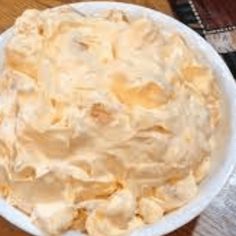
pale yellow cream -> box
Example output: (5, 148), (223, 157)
(0, 7), (221, 236)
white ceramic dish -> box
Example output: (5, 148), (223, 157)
(0, 2), (236, 236)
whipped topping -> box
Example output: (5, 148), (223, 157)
(0, 6), (221, 236)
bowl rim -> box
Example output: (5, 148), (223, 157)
(0, 2), (236, 236)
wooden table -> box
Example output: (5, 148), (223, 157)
(0, 1), (236, 236)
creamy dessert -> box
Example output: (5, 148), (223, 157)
(0, 6), (221, 236)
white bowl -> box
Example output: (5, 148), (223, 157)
(0, 2), (236, 236)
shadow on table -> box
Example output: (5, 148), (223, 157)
(165, 217), (199, 236)
(0, 216), (29, 236)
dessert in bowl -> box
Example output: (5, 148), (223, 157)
(0, 2), (236, 236)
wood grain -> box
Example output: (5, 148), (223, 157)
(0, 1), (236, 236)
